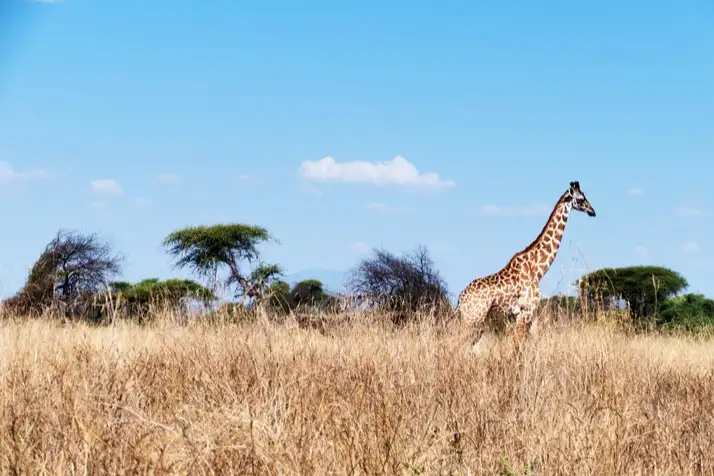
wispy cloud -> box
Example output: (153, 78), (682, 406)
(682, 241), (700, 253)
(477, 203), (551, 217)
(90, 178), (123, 196)
(628, 188), (645, 196)
(0, 162), (51, 183)
(676, 206), (703, 217)
(157, 172), (180, 184)
(299, 155), (455, 190)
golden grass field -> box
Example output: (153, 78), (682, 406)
(0, 310), (713, 475)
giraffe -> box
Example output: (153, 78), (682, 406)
(456, 180), (596, 351)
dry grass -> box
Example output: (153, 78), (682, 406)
(0, 311), (713, 475)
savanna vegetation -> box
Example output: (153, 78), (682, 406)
(0, 222), (713, 474)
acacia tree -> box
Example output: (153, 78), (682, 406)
(109, 278), (216, 319)
(264, 278), (339, 315)
(162, 223), (282, 305)
(578, 265), (688, 320)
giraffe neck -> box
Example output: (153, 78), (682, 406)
(511, 194), (572, 281)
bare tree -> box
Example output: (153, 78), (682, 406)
(5, 230), (123, 318)
(346, 245), (451, 322)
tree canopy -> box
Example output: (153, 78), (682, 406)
(109, 278), (216, 317)
(265, 278), (339, 315)
(5, 230), (122, 318)
(346, 245), (450, 321)
(162, 223), (280, 303)
(578, 265), (688, 320)
(658, 293), (714, 330)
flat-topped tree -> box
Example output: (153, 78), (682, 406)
(161, 223), (281, 304)
(108, 277), (216, 316)
(578, 265), (688, 320)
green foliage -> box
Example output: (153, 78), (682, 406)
(578, 265), (688, 320)
(162, 223), (279, 301)
(658, 293), (714, 331)
(291, 279), (325, 306)
(110, 278), (216, 316)
(267, 280), (293, 314)
(162, 223), (272, 276)
(243, 262), (284, 300)
(264, 278), (339, 315)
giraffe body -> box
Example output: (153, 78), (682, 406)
(456, 181), (596, 350)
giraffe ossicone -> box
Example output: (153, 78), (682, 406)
(456, 180), (596, 351)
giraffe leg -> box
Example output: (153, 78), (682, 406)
(456, 296), (492, 352)
(512, 288), (541, 352)
(514, 311), (534, 350)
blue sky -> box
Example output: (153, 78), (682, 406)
(0, 0), (712, 300)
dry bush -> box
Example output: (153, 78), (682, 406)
(0, 309), (712, 475)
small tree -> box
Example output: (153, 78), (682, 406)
(263, 278), (339, 316)
(244, 262), (284, 302)
(109, 277), (216, 319)
(658, 293), (714, 331)
(162, 223), (281, 306)
(346, 245), (450, 322)
(5, 230), (122, 318)
(266, 280), (293, 315)
(578, 265), (688, 321)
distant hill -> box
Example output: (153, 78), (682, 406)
(282, 268), (350, 295)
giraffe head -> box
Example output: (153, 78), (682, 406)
(566, 181), (596, 217)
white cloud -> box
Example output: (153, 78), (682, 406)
(628, 188), (644, 196)
(90, 178), (123, 196)
(477, 204), (551, 217)
(0, 162), (51, 183)
(676, 206), (703, 217)
(682, 241), (700, 253)
(633, 245), (649, 259)
(157, 172), (180, 184)
(299, 155), (455, 190)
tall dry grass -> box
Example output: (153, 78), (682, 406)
(0, 310), (713, 475)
